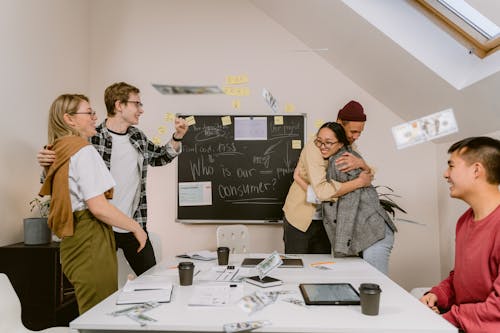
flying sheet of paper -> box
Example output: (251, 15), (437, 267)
(392, 108), (458, 149)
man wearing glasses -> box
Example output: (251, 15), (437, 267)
(283, 100), (372, 254)
(38, 82), (188, 277)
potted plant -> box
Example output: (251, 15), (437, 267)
(24, 196), (52, 245)
(376, 185), (420, 225)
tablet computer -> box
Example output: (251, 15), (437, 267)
(299, 283), (360, 305)
(241, 258), (304, 268)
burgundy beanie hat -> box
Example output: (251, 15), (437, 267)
(337, 100), (366, 122)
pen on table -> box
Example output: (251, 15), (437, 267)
(310, 261), (335, 266)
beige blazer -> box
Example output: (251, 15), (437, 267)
(282, 140), (342, 232)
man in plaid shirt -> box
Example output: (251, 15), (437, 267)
(38, 82), (188, 276)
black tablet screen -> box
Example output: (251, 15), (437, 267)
(300, 283), (360, 305)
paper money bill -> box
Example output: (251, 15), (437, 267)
(256, 251), (283, 279)
(392, 108), (458, 149)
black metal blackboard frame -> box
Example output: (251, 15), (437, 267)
(176, 114), (306, 224)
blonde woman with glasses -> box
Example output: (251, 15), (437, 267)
(39, 94), (147, 314)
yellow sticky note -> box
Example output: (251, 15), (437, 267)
(292, 140), (302, 149)
(158, 126), (166, 134)
(185, 116), (196, 126)
(285, 103), (295, 113)
(152, 136), (161, 145)
(314, 119), (324, 128)
(274, 116), (284, 125)
(221, 116), (232, 126)
(163, 112), (175, 122)
(225, 74), (249, 85)
(232, 99), (241, 109)
(223, 87), (250, 96)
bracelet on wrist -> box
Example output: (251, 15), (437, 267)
(172, 134), (183, 142)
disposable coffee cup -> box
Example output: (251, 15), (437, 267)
(178, 262), (195, 286)
(217, 246), (230, 265)
(359, 283), (382, 315)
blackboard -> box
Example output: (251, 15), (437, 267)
(177, 114), (306, 223)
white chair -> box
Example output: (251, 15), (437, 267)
(117, 231), (163, 287)
(0, 273), (69, 333)
(216, 224), (250, 254)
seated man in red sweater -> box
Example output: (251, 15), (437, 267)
(420, 136), (500, 333)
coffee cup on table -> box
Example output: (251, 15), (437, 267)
(217, 246), (230, 265)
(359, 283), (382, 315)
(178, 262), (195, 286)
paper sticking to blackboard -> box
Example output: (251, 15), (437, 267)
(274, 116), (284, 125)
(221, 116), (232, 126)
(179, 181), (212, 206)
(185, 115), (196, 126)
(262, 88), (279, 113)
(234, 117), (267, 140)
(392, 108), (458, 150)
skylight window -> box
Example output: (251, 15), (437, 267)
(415, 0), (500, 58)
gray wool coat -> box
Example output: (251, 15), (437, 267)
(322, 146), (397, 256)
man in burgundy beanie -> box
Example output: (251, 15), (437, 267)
(335, 100), (370, 173)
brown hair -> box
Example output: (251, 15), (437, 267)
(104, 82), (140, 116)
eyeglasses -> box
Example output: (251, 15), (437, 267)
(314, 138), (338, 149)
(127, 100), (143, 108)
(74, 111), (97, 117)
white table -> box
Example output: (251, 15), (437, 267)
(70, 254), (457, 333)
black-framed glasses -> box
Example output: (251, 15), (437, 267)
(127, 100), (143, 108)
(314, 138), (338, 149)
(74, 111), (97, 117)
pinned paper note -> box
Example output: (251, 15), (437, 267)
(314, 119), (324, 128)
(285, 103), (295, 113)
(152, 136), (161, 145)
(221, 116), (232, 126)
(292, 140), (302, 149)
(158, 126), (166, 134)
(232, 99), (241, 109)
(164, 112), (175, 122)
(225, 74), (249, 85)
(185, 116), (196, 126)
(223, 87), (250, 96)
(274, 116), (284, 125)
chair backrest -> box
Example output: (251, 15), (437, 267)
(216, 224), (250, 254)
(0, 273), (25, 332)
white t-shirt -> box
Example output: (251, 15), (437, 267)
(108, 132), (140, 233)
(69, 145), (116, 212)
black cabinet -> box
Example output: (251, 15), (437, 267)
(0, 242), (79, 330)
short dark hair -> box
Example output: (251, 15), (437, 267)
(318, 122), (350, 147)
(448, 136), (500, 185)
(104, 82), (140, 116)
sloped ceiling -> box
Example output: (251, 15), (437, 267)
(251, 0), (500, 143)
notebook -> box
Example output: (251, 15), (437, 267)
(241, 257), (304, 268)
(116, 275), (173, 305)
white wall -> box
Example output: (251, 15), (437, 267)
(0, 0), (89, 246)
(1, 0), (443, 291)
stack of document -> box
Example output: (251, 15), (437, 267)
(117, 275), (173, 305)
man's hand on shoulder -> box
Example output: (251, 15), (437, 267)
(37, 146), (55, 167)
(335, 152), (368, 172)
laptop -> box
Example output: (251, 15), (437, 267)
(240, 257), (304, 268)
